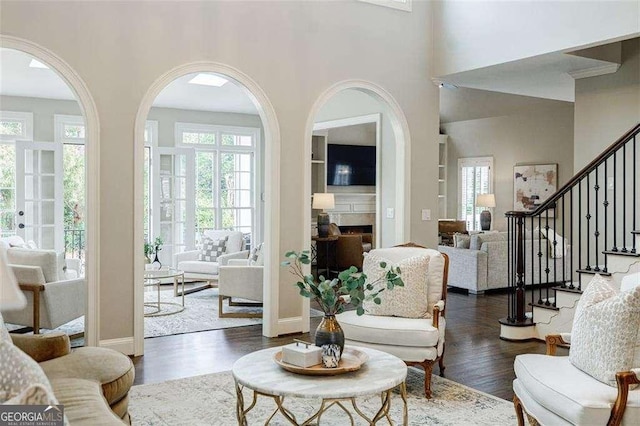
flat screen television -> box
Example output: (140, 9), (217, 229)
(327, 144), (376, 186)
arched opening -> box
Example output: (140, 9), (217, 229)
(302, 81), (411, 326)
(0, 36), (100, 346)
(133, 63), (281, 355)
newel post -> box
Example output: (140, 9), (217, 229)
(515, 214), (526, 322)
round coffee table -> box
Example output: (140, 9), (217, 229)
(232, 346), (408, 425)
(143, 267), (185, 317)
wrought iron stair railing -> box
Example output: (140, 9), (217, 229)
(502, 123), (640, 326)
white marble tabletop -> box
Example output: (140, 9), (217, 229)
(232, 346), (407, 399)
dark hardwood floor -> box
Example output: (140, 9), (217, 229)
(132, 289), (567, 401)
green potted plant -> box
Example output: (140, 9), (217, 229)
(143, 242), (154, 264)
(153, 237), (164, 267)
(282, 250), (403, 356)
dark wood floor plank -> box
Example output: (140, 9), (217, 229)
(132, 290), (568, 401)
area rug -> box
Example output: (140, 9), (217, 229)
(129, 368), (516, 425)
(8, 287), (321, 341)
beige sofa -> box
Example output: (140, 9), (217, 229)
(3, 330), (134, 424)
(439, 231), (570, 294)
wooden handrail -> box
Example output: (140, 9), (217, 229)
(506, 122), (640, 218)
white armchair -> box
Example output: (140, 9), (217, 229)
(514, 334), (640, 426)
(3, 247), (85, 334)
(217, 257), (263, 318)
(174, 230), (248, 290)
(336, 243), (449, 398)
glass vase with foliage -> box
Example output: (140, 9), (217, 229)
(282, 250), (403, 356)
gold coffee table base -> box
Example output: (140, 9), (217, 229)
(143, 301), (185, 317)
(234, 381), (408, 426)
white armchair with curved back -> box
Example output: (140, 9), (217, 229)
(336, 243), (449, 399)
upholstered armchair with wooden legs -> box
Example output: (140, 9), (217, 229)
(337, 244), (449, 398)
(513, 334), (640, 426)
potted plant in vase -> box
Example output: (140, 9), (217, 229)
(151, 237), (164, 269)
(143, 242), (154, 264)
(282, 250), (403, 358)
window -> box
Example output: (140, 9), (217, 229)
(174, 122), (258, 246)
(55, 115), (85, 145)
(143, 121), (157, 242)
(458, 157), (493, 231)
(0, 143), (16, 237)
(0, 111), (33, 141)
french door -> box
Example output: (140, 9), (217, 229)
(15, 141), (63, 251)
(152, 147), (195, 265)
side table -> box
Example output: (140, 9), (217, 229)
(312, 235), (338, 278)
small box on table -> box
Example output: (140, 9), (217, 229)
(281, 341), (322, 367)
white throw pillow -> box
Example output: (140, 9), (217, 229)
(199, 236), (228, 262)
(362, 252), (431, 319)
(569, 274), (640, 387)
(250, 243), (264, 266)
(0, 340), (56, 403)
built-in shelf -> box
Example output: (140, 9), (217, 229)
(438, 135), (447, 218)
(311, 160), (324, 164)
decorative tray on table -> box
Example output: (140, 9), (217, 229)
(274, 347), (369, 376)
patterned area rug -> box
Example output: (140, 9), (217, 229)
(8, 287), (319, 341)
(129, 368), (516, 425)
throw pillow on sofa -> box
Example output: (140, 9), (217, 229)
(362, 252), (431, 319)
(453, 233), (470, 249)
(568, 274), (640, 387)
(199, 236), (228, 262)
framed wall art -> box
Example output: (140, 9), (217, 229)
(513, 163), (557, 212)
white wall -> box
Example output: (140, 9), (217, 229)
(0, 1), (439, 342)
(442, 103), (574, 231)
(315, 89), (397, 247)
(433, 0), (640, 78)
(574, 38), (640, 170)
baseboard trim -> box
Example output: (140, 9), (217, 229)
(99, 337), (135, 355)
(277, 316), (306, 336)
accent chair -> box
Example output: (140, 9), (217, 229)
(336, 243), (449, 398)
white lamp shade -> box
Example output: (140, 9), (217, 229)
(312, 193), (335, 210)
(476, 193), (496, 208)
(0, 248), (26, 311)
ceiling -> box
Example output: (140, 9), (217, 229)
(435, 47), (622, 102)
(440, 86), (572, 124)
(0, 48), (258, 114)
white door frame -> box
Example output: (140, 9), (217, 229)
(0, 35), (101, 347)
(313, 113), (382, 248)
(133, 62), (281, 355)
(302, 80), (412, 332)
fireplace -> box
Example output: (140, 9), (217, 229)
(338, 225), (373, 235)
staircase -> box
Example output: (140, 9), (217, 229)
(500, 123), (640, 341)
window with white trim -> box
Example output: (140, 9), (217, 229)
(143, 121), (158, 242)
(0, 111), (33, 141)
(458, 157), (493, 231)
(175, 122), (258, 245)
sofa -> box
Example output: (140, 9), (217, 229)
(438, 231), (569, 294)
(173, 230), (249, 285)
(218, 243), (264, 318)
(1, 317), (135, 425)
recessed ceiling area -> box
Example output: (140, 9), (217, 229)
(0, 49), (258, 114)
(0, 48), (76, 100)
(152, 73), (258, 114)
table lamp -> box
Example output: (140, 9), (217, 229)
(0, 248), (26, 311)
(313, 193), (335, 237)
(476, 193), (496, 231)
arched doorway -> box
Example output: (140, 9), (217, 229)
(133, 63), (281, 355)
(302, 80), (411, 326)
(0, 35), (100, 346)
